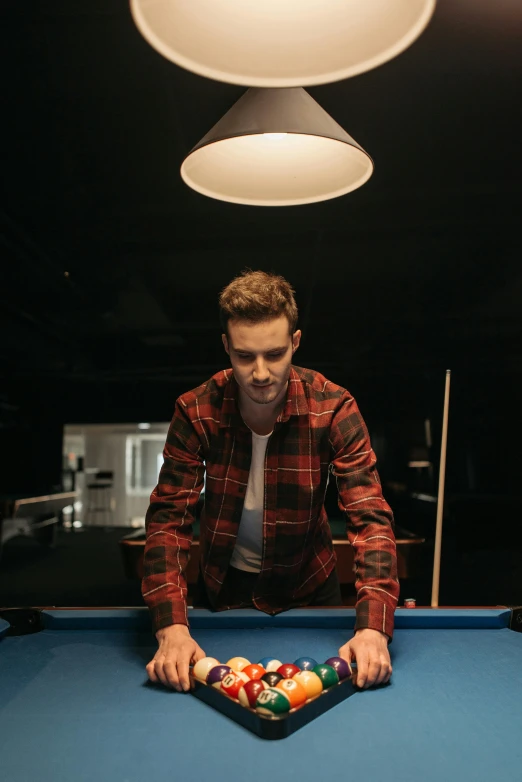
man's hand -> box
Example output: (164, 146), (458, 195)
(146, 624), (206, 692)
(339, 628), (392, 689)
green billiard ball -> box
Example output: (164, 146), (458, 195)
(255, 687), (291, 716)
(312, 663), (339, 689)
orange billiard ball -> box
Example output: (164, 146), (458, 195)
(242, 664), (266, 681)
(276, 677), (308, 708)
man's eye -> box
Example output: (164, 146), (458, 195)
(268, 352), (283, 358)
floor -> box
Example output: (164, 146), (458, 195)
(0, 526), (144, 607)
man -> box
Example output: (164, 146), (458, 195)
(143, 271), (399, 693)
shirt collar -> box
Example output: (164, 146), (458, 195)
(219, 366), (308, 428)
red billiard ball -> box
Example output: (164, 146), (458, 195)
(221, 671), (249, 699)
(238, 679), (268, 708)
(277, 663), (301, 679)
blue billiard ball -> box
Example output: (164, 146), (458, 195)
(294, 656), (318, 671)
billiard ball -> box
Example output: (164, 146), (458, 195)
(276, 678), (307, 708)
(277, 663), (301, 679)
(258, 657), (283, 673)
(255, 687), (291, 716)
(226, 656), (251, 672)
(261, 671), (284, 688)
(192, 657), (220, 682)
(221, 671), (249, 699)
(242, 663), (265, 681)
(238, 679), (268, 708)
(312, 664), (339, 689)
(293, 670), (323, 699)
(294, 656), (318, 671)
(206, 665), (232, 688)
(324, 656), (351, 680)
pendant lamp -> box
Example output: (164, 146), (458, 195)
(130, 0), (436, 87)
(180, 88), (373, 206)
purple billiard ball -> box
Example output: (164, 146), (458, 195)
(324, 656), (351, 680)
(206, 665), (232, 688)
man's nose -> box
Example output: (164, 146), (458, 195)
(253, 359), (269, 383)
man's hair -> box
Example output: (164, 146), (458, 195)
(219, 270), (298, 335)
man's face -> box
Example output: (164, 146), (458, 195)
(223, 316), (301, 407)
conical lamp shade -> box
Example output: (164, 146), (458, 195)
(130, 0), (436, 87)
(180, 88), (373, 207)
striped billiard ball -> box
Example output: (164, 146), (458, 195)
(258, 657), (283, 673)
(255, 687), (291, 716)
(221, 671), (249, 699)
(206, 665), (232, 688)
(238, 679), (268, 708)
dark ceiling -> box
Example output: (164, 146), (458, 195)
(1, 0), (521, 424)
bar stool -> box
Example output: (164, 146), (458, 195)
(85, 470), (114, 526)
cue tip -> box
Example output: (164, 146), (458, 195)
(446, 369), (451, 375)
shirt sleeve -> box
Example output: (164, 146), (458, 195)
(329, 391), (399, 640)
(142, 397), (205, 632)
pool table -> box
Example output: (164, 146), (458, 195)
(1, 607), (521, 782)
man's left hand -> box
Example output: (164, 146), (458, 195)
(339, 628), (392, 689)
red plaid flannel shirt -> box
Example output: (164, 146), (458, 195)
(143, 366), (399, 638)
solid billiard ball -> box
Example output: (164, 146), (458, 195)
(192, 657), (220, 682)
(324, 656), (351, 680)
(294, 656), (318, 671)
(312, 664), (339, 689)
(206, 665), (232, 688)
(258, 657), (283, 673)
(261, 671), (284, 688)
(226, 656), (251, 672)
(255, 687), (291, 716)
(277, 663), (301, 679)
(221, 671), (249, 699)
(276, 678), (307, 709)
(293, 670), (323, 699)
(238, 679), (268, 708)
(242, 663), (265, 681)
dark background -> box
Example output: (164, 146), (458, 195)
(1, 0), (521, 569)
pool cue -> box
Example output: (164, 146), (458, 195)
(431, 369), (451, 607)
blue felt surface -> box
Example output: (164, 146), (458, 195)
(0, 615), (521, 782)
(0, 617), (9, 639)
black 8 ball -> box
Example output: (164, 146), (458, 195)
(261, 671), (284, 687)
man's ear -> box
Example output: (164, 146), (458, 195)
(222, 333), (230, 355)
(292, 329), (302, 354)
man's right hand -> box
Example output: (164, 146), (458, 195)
(146, 624), (206, 692)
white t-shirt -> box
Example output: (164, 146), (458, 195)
(230, 430), (271, 572)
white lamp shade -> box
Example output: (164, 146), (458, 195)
(130, 0), (436, 87)
(180, 88), (373, 207)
